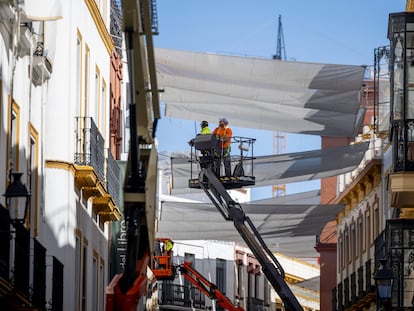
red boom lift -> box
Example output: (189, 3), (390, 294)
(179, 262), (244, 311)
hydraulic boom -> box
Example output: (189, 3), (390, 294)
(192, 134), (303, 311)
(179, 262), (244, 311)
(106, 0), (160, 310)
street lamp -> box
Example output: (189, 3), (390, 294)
(374, 258), (395, 311)
(3, 172), (31, 225)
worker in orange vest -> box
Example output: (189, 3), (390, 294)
(212, 117), (232, 176)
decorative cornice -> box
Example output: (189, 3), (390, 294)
(337, 160), (382, 222)
(84, 0), (114, 55)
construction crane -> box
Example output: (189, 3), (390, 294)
(272, 14), (287, 198)
(272, 14), (286, 60)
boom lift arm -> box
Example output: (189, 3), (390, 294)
(106, 0), (160, 310)
(193, 135), (303, 311)
(179, 262), (244, 311)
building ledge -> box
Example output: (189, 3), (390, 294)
(46, 161), (121, 222)
(389, 172), (414, 209)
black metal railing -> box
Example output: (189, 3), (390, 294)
(51, 256), (64, 311)
(343, 277), (350, 308)
(74, 117), (105, 182)
(332, 287), (337, 311)
(33, 239), (46, 310)
(75, 117), (121, 208)
(106, 149), (120, 207)
(365, 259), (373, 292)
(158, 283), (205, 309)
(0, 205), (10, 281)
(335, 259), (375, 311)
(337, 282), (343, 311)
(391, 119), (414, 171)
(248, 297), (265, 311)
(14, 223), (30, 297)
(373, 45), (391, 136)
(357, 265), (364, 298)
(350, 272), (356, 303)
(0, 205), (64, 310)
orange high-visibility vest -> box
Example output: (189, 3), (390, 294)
(213, 127), (232, 149)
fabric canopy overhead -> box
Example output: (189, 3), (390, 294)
(157, 191), (344, 259)
(168, 142), (369, 193)
(155, 48), (366, 137)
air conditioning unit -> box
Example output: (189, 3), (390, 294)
(31, 55), (52, 86)
(17, 25), (35, 57)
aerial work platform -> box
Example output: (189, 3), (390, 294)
(188, 134), (256, 189)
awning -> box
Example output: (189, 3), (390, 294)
(157, 190), (344, 259)
(168, 142), (369, 193)
(155, 48), (366, 137)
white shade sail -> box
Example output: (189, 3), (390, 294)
(155, 48), (366, 137)
(157, 190), (344, 259)
(155, 48), (369, 259)
(169, 142), (369, 193)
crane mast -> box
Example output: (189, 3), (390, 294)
(273, 14), (286, 60)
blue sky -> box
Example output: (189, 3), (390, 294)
(153, 0), (406, 199)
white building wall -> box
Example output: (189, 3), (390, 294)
(171, 240), (236, 308)
(0, 0), (114, 310)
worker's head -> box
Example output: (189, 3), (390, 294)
(219, 117), (228, 126)
(200, 120), (208, 128)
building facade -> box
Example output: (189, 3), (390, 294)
(0, 0), (123, 310)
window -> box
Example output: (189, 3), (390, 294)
(366, 207), (372, 246)
(358, 214), (364, 255)
(351, 222), (356, 260)
(98, 259), (104, 311)
(216, 259), (226, 294)
(338, 234), (344, 270)
(345, 226), (350, 264)
(237, 260), (243, 298)
(29, 125), (39, 235)
(264, 278), (270, 305)
(92, 254), (98, 311)
(95, 67), (100, 126)
(76, 31), (82, 117)
(84, 45), (90, 116)
(373, 197), (380, 238)
(75, 234), (81, 310)
(247, 262), (253, 298)
(100, 79), (106, 137)
(254, 265), (260, 298)
(183, 253), (195, 289)
(8, 102), (20, 173)
(75, 233), (88, 311)
(82, 239), (88, 311)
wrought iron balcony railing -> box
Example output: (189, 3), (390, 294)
(74, 117), (121, 209)
(74, 117), (105, 182)
(0, 205), (64, 310)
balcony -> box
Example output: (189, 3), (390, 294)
(157, 282), (206, 310)
(74, 117), (121, 223)
(333, 259), (376, 311)
(0, 205), (64, 310)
